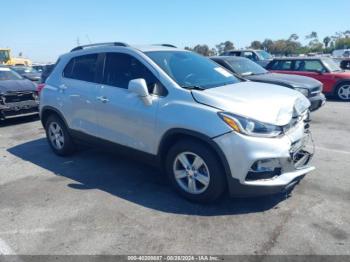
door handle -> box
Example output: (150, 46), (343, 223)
(97, 96), (109, 103)
(58, 84), (67, 92)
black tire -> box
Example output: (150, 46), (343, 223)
(165, 139), (226, 203)
(335, 82), (350, 101)
(45, 114), (75, 156)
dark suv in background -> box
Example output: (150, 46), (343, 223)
(220, 49), (273, 67)
(340, 59), (350, 70)
(211, 56), (325, 111)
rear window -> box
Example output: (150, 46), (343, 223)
(269, 60), (293, 70)
(63, 54), (99, 82)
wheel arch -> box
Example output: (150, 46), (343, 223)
(333, 79), (350, 96)
(40, 106), (68, 128)
(157, 128), (232, 183)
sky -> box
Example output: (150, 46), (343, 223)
(2, 0), (350, 62)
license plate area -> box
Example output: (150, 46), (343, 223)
(290, 132), (314, 168)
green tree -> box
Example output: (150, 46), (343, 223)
(250, 40), (263, 49)
(288, 34), (299, 41)
(216, 41), (234, 54)
(306, 31), (318, 40)
(323, 37), (331, 48)
(335, 38), (350, 49)
(262, 39), (274, 52)
(191, 44), (215, 56)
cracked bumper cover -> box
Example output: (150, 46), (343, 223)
(214, 123), (315, 197)
(0, 100), (39, 119)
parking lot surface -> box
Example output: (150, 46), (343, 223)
(0, 101), (349, 255)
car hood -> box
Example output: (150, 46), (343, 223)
(0, 80), (37, 93)
(192, 81), (311, 126)
(246, 73), (322, 89)
(22, 73), (41, 80)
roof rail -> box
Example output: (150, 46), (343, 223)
(70, 42), (129, 52)
(157, 44), (177, 48)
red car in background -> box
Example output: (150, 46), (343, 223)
(266, 57), (350, 101)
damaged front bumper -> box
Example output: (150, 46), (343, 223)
(0, 92), (39, 120)
(214, 121), (315, 197)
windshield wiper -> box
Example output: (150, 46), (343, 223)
(182, 85), (205, 91)
(241, 72), (254, 76)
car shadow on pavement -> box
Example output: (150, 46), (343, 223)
(8, 138), (291, 216)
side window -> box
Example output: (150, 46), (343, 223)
(229, 51), (241, 57)
(341, 60), (350, 70)
(295, 60), (325, 72)
(63, 54), (99, 82)
(103, 53), (165, 95)
(242, 52), (258, 61)
(271, 60), (292, 70)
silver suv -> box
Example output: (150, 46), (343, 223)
(40, 43), (315, 203)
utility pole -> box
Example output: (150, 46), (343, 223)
(86, 34), (92, 44)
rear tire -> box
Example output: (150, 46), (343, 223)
(165, 139), (226, 203)
(45, 114), (75, 156)
(335, 82), (350, 101)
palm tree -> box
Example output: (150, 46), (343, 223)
(323, 37), (331, 48)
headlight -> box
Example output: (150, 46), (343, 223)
(218, 112), (283, 138)
(294, 87), (309, 97)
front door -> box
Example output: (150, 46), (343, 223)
(95, 52), (162, 154)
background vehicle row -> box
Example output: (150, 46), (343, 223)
(266, 57), (350, 101)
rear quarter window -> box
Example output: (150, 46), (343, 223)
(295, 60), (326, 72)
(63, 54), (99, 82)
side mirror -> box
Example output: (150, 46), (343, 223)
(128, 79), (152, 106)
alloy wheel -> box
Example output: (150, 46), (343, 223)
(48, 122), (65, 150)
(173, 152), (210, 194)
(338, 84), (350, 100)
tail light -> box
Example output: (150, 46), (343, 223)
(37, 83), (45, 94)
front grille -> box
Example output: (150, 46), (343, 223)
(2, 107), (38, 118)
(2, 92), (36, 103)
(309, 85), (322, 97)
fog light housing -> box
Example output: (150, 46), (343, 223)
(246, 159), (282, 181)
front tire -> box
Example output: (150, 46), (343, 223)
(336, 82), (350, 101)
(45, 115), (75, 156)
(166, 140), (226, 203)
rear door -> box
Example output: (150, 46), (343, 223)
(293, 60), (334, 93)
(94, 52), (162, 154)
(60, 53), (103, 136)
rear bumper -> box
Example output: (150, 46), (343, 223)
(309, 93), (326, 111)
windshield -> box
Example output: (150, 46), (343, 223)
(0, 50), (10, 63)
(322, 58), (342, 72)
(146, 51), (240, 89)
(12, 67), (39, 74)
(0, 69), (23, 81)
(227, 58), (268, 75)
(256, 50), (273, 60)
